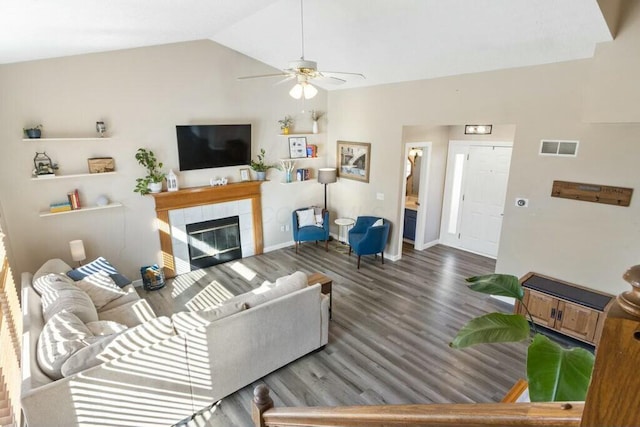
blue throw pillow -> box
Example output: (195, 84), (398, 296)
(67, 257), (131, 288)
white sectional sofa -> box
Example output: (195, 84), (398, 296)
(21, 259), (330, 427)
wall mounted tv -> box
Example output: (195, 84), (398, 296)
(176, 124), (251, 171)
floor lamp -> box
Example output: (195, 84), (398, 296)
(318, 168), (337, 212)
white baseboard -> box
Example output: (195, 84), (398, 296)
(416, 239), (440, 251)
(385, 253), (401, 262)
(264, 240), (295, 253)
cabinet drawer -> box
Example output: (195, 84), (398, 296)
(524, 289), (558, 328)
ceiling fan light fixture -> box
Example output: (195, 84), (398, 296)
(289, 81), (317, 99)
(289, 83), (303, 99)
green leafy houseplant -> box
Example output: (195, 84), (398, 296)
(450, 274), (595, 402)
(134, 148), (165, 195)
(250, 148), (275, 172)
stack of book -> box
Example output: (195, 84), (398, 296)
(296, 168), (311, 181)
(306, 145), (318, 158)
(50, 202), (72, 213)
(67, 189), (81, 210)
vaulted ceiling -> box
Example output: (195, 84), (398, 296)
(0, 0), (613, 90)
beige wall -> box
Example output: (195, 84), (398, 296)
(0, 40), (328, 278)
(327, 6), (640, 294)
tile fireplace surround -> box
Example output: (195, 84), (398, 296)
(150, 182), (264, 278)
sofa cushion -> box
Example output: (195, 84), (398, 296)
(172, 303), (246, 336)
(223, 271), (308, 309)
(37, 311), (93, 380)
(41, 287), (99, 324)
(75, 271), (127, 309)
(97, 284), (140, 313)
(61, 316), (174, 377)
(67, 256), (131, 288)
(98, 298), (157, 327)
(86, 320), (128, 336)
(32, 273), (76, 296)
(33, 259), (72, 282)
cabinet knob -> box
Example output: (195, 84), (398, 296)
(557, 310), (563, 321)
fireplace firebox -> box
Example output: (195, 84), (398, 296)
(186, 216), (242, 270)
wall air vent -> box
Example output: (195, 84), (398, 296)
(539, 140), (579, 157)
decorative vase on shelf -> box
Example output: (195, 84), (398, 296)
(282, 127), (290, 135)
(312, 120), (318, 134)
(256, 171), (267, 181)
(286, 170), (293, 183)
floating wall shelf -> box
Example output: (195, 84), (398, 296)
(39, 202), (123, 217)
(23, 137), (111, 142)
(31, 172), (117, 181)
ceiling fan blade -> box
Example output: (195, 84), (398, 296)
(237, 72), (289, 80)
(319, 71), (366, 79)
(274, 76), (296, 86)
(317, 74), (346, 84)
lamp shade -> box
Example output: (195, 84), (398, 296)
(318, 168), (337, 184)
(69, 240), (86, 262)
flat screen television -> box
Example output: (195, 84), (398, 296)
(176, 124), (251, 171)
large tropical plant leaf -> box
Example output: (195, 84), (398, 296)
(527, 334), (595, 401)
(450, 313), (530, 348)
(466, 274), (525, 301)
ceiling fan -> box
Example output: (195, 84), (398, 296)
(237, 0), (365, 99)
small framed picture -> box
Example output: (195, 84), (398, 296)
(289, 137), (308, 159)
(239, 168), (250, 181)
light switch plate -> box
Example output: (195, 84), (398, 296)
(376, 192), (384, 200)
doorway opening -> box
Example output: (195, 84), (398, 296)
(398, 142), (432, 255)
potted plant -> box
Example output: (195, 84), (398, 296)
(450, 274), (595, 402)
(278, 116), (293, 135)
(250, 148), (275, 181)
(134, 148), (165, 195)
(23, 124), (43, 139)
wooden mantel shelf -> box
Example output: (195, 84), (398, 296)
(150, 181), (263, 211)
(150, 181), (265, 278)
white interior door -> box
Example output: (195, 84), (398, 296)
(458, 146), (512, 256)
(440, 142), (512, 258)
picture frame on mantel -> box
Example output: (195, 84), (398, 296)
(239, 168), (250, 181)
(337, 140), (371, 183)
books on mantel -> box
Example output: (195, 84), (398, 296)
(296, 168), (310, 181)
(67, 189), (81, 210)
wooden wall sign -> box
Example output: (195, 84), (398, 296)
(551, 180), (633, 207)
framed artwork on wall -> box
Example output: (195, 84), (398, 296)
(337, 141), (371, 182)
(289, 137), (308, 159)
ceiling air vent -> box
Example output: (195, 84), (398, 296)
(539, 140), (579, 157)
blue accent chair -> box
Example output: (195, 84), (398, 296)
(292, 208), (330, 253)
(348, 216), (391, 269)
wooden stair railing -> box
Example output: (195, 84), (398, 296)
(252, 271), (640, 427)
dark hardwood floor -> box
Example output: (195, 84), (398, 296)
(140, 242), (528, 426)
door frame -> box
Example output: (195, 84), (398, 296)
(439, 140), (513, 257)
(398, 141), (432, 255)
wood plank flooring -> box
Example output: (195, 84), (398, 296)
(139, 242), (528, 426)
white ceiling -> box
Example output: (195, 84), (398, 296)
(0, 0), (613, 90)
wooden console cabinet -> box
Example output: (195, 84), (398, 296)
(514, 273), (613, 346)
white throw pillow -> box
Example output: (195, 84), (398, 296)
(313, 207), (324, 225)
(37, 311), (93, 380)
(372, 218), (384, 227)
(296, 208), (316, 227)
(86, 320), (128, 336)
(244, 271), (308, 308)
(76, 271), (127, 309)
(33, 273), (76, 296)
(41, 287), (99, 324)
